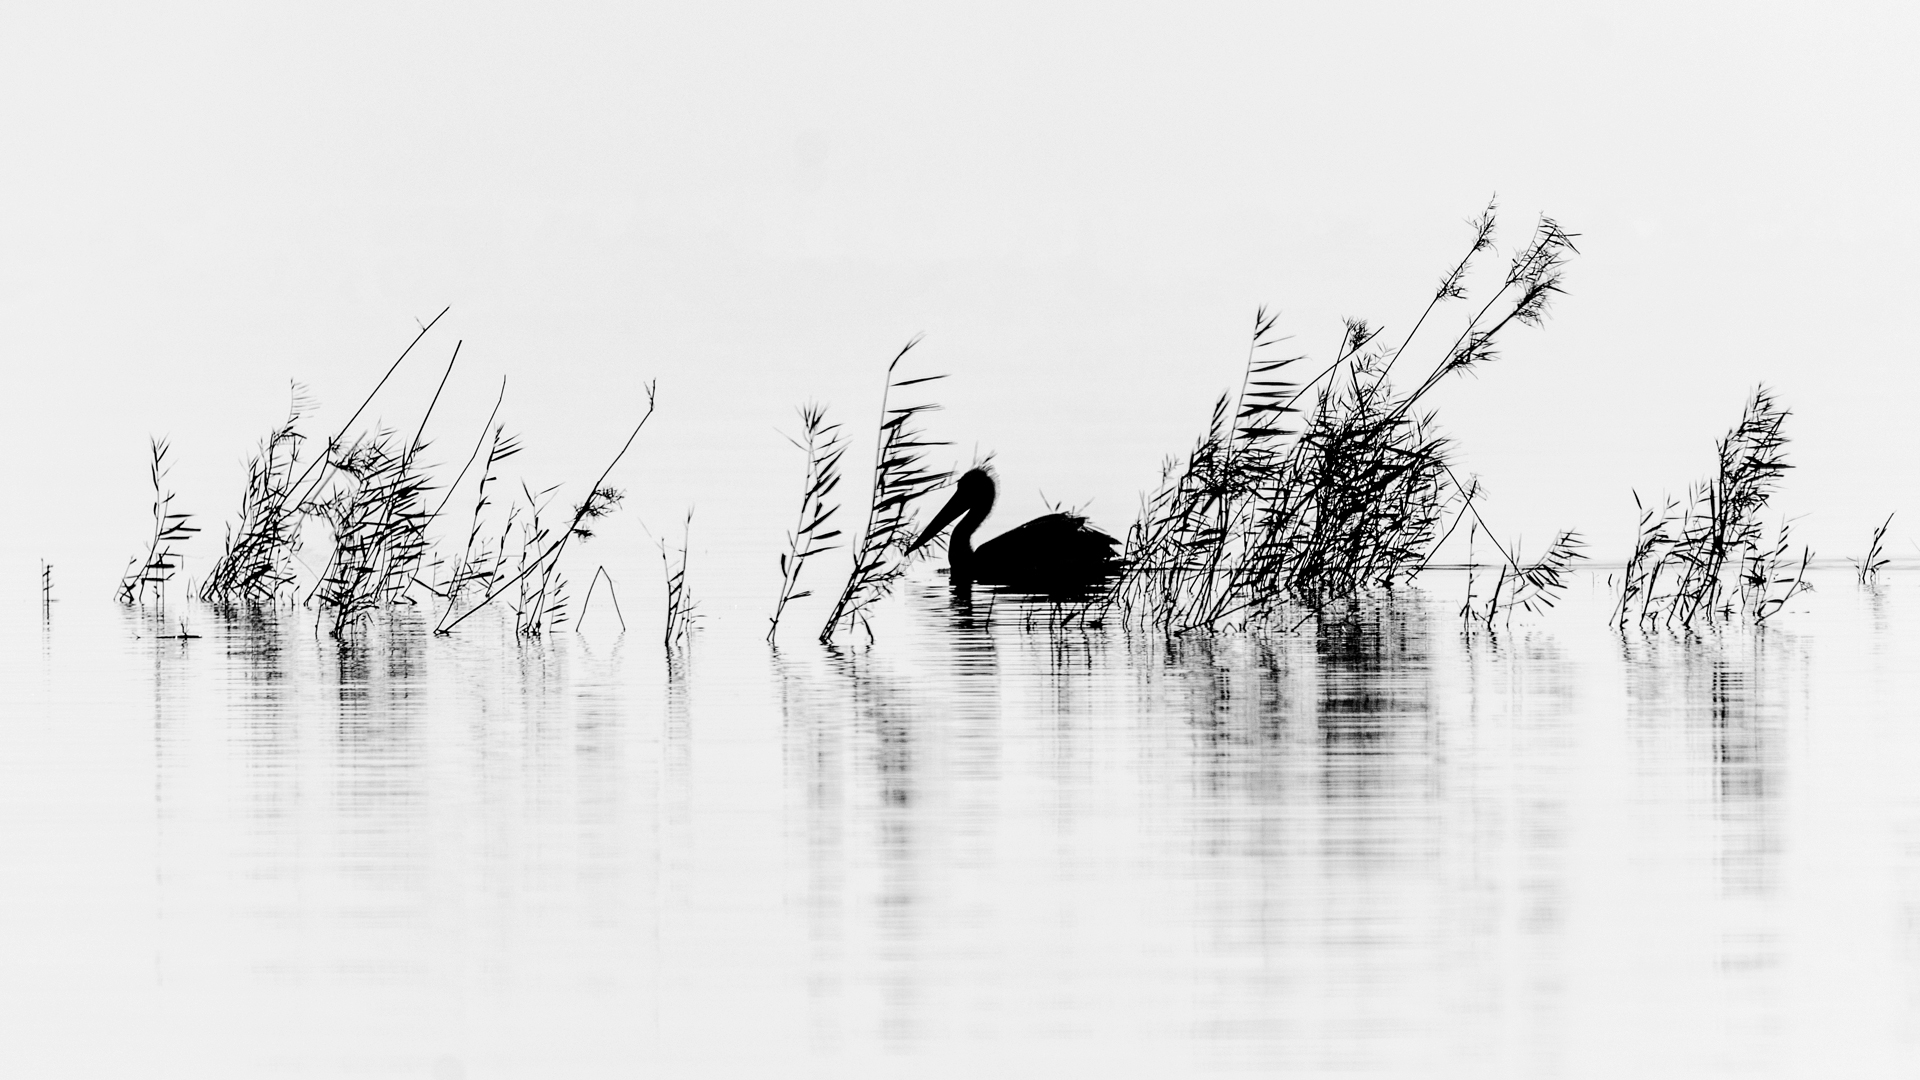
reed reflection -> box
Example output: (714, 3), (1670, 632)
(145, 607), (657, 1047)
(1621, 631), (1793, 897)
(778, 584), (1003, 1051)
(1620, 627), (1797, 1073)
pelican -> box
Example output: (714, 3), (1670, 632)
(906, 468), (1121, 594)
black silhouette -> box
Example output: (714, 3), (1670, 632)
(907, 468), (1120, 595)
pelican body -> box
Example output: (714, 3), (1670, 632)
(907, 469), (1120, 595)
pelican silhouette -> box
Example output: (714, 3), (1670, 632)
(906, 468), (1121, 594)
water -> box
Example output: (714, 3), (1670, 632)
(5, 570), (1918, 1078)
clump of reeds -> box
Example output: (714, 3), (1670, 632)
(769, 404), (846, 642)
(307, 345), (463, 635)
(119, 437), (198, 608)
(435, 382), (655, 637)
(1855, 512), (1893, 586)
(1612, 386), (1811, 630)
(201, 309), (449, 611)
(183, 311), (659, 639)
(662, 510), (697, 649)
(508, 482), (569, 635)
(442, 420), (522, 604)
(424, 376), (512, 604)
(1114, 204), (1585, 634)
(308, 428), (436, 634)
(819, 341), (950, 644)
(209, 313), (447, 612)
(199, 388), (309, 607)
(1463, 525), (1586, 629)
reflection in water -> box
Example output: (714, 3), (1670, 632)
(773, 593), (1580, 1075)
(1619, 630), (1802, 1076)
(7, 572), (1917, 1076)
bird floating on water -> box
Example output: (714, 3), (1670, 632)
(906, 468), (1121, 595)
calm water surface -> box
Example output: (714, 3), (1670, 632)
(4, 569), (1918, 1078)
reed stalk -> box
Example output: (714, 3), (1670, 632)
(508, 482), (569, 635)
(820, 341), (950, 644)
(578, 566), (626, 633)
(119, 437), (198, 608)
(663, 510), (696, 650)
(769, 404), (846, 642)
(443, 423), (522, 605)
(1855, 512), (1893, 586)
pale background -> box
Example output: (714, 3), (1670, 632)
(3, 1), (1915, 611)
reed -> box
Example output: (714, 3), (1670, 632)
(435, 381), (656, 636)
(1114, 205), (1583, 634)
(202, 311), (446, 610)
(443, 422), (522, 604)
(1466, 528), (1585, 629)
(1613, 386), (1811, 630)
(309, 344), (464, 635)
(769, 404), (846, 642)
(185, 314), (661, 639)
(578, 566), (626, 633)
(662, 510), (696, 650)
(1855, 512), (1893, 586)
(308, 427), (437, 635)
(200, 389), (308, 607)
(425, 376), (511, 603)
(819, 341), (950, 644)
(119, 437), (198, 608)
(507, 482), (569, 635)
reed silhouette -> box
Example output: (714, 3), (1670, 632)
(179, 309), (658, 638)
(660, 510), (697, 649)
(1613, 386), (1811, 630)
(1114, 204), (1585, 634)
(769, 404), (846, 642)
(819, 341), (950, 644)
(119, 436), (197, 609)
(199, 385), (310, 607)
(435, 384), (653, 637)
(1855, 512), (1893, 587)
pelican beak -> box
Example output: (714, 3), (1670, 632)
(907, 487), (969, 554)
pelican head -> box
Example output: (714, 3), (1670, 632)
(907, 468), (995, 559)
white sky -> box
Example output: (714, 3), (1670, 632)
(3, 1), (1917, 601)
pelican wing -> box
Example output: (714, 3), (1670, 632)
(973, 513), (1120, 594)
